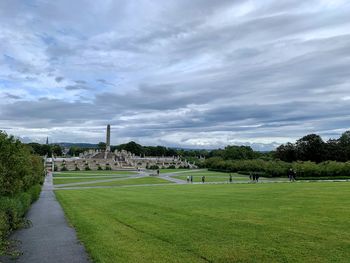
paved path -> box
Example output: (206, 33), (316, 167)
(7, 173), (90, 263)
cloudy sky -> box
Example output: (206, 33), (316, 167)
(1, 0), (350, 150)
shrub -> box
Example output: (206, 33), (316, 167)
(204, 158), (350, 179)
(0, 184), (41, 255)
(61, 166), (68, 171)
(149, 165), (159, 170)
(85, 166), (91, 171)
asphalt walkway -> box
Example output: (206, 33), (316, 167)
(7, 173), (90, 263)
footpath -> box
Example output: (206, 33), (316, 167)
(4, 173), (90, 263)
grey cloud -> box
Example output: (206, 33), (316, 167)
(1, 0), (350, 149)
(64, 84), (90, 91)
(3, 93), (21, 100)
(96, 79), (116, 87)
(55, 76), (64, 82)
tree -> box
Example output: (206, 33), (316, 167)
(117, 141), (144, 155)
(295, 134), (325, 163)
(275, 143), (296, 162)
(97, 142), (106, 150)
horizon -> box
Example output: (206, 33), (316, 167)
(1, 1), (350, 151)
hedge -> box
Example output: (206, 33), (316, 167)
(0, 184), (41, 255)
(204, 158), (350, 179)
(0, 131), (44, 255)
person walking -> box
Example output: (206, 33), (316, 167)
(187, 175), (190, 183)
(201, 175), (205, 183)
(292, 169), (297, 182)
(190, 175), (193, 183)
(288, 168), (293, 182)
(229, 173), (233, 183)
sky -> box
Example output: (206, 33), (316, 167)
(1, 0), (350, 150)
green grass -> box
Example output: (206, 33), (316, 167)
(55, 182), (350, 262)
(173, 171), (247, 182)
(53, 176), (129, 185)
(159, 169), (194, 174)
(54, 170), (136, 177)
(59, 176), (172, 187)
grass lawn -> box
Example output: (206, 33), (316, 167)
(54, 170), (136, 177)
(55, 182), (350, 262)
(173, 171), (247, 182)
(53, 175), (131, 185)
(159, 169), (195, 174)
(59, 176), (172, 187)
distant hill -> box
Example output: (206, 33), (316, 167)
(56, 142), (98, 148)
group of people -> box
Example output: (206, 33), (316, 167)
(288, 168), (297, 182)
(186, 175), (193, 183)
(249, 173), (260, 182)
(186, 175), (206, 183)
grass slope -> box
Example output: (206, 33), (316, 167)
(55, 182), (350, 263)
(59, 176), (172, 187)
(54, 170), (136, 177)
(53, 176), (130, 185)
(173, 171), (247, 182)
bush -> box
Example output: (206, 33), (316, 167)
(0, 132), (44, 255)
(97, 165), (102, 170)
(149, 165), (159, 170)
(105, 166), (111, 171)
(204, 158), (350, 179)
(0, 184), (41, 255)
(61, 166), (68, 171)
(75, 166), (80, 171)
(85, 166), (91, 171)
(168, 165), (176, 169)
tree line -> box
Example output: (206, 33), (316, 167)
(275, 131), (350, 163)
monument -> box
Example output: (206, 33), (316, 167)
(48, 124), (196, 171)
(106, 124), (111, 152)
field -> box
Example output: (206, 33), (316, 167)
(58, 177), (172, 187)
(53, 170), (138, 185)
(173, 171), (246, 182)
(54, 170), (136, 177)
(55, 182), (350, 262)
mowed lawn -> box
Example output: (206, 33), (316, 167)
(54, 170), (136, 177)
(61, 176), (173, 187)
(53, 170), (138, 185)
(173, 171), (248, 182)
(159, 169), (193, 174)
(55, 182), (350, 263)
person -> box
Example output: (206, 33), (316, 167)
(187, 175), (190, 183)
(190, 175), (193, 183)
(249, 172), (252, 181)
(252, 173), (256, 182)
(229, 173), (232, 183)
(256, 174), (260, 182)
(288, 168), (293, 182)
(157, 169), (160, 176)
(201, 175), (205, 183)
(292, 170), (297, 182)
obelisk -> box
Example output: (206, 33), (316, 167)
(106, 124), (111, 152)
